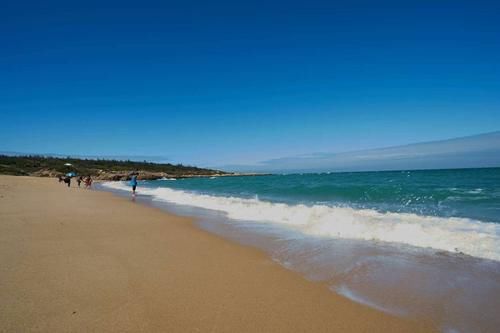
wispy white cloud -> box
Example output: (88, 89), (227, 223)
(220, 131), (500, 173)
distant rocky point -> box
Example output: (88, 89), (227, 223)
(91, 170), (265, 181)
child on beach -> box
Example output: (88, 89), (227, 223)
(84, 176), (92, 189)
(77, 176), (83, 187)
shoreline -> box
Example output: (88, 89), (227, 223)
(100, 178), (500, 333)
(0, 176), (434, 332)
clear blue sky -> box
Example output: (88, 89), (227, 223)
(1, 1), (499, 167)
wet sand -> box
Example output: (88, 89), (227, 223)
(0, 176), (435, 332)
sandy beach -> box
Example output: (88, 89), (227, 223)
(0, 176), (434, 332)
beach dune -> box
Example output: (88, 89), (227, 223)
(0, 176), (434, 332)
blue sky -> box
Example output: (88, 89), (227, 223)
(1, 1), (499, 169)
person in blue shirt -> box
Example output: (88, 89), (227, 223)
(130, 174), (138, 195)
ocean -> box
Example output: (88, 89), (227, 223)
(102, 167), (500, 332)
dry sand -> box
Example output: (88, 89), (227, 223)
(0, 176), (435, 332)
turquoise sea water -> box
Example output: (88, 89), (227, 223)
(145, 168), (500, 223)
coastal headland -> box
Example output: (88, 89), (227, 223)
(0, 155), (268, 180)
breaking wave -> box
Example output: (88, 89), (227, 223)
(103, 181), (500, 261)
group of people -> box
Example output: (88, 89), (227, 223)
(58, 175), (93, 189)
(57, 172), (138, 196)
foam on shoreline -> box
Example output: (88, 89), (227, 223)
(103, 181), (500, 261)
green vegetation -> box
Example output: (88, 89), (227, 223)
(0, 155), (225, 177)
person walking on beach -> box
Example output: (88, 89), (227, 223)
(77, 176), (83, 187)
(130, 174), (138, 196)
(84, 176), (92, 189)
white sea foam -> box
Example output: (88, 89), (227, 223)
(334, 285), (406, 316)
(103, 182), (500, 261)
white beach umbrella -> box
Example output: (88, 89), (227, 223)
(64, 163), (72, 166)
